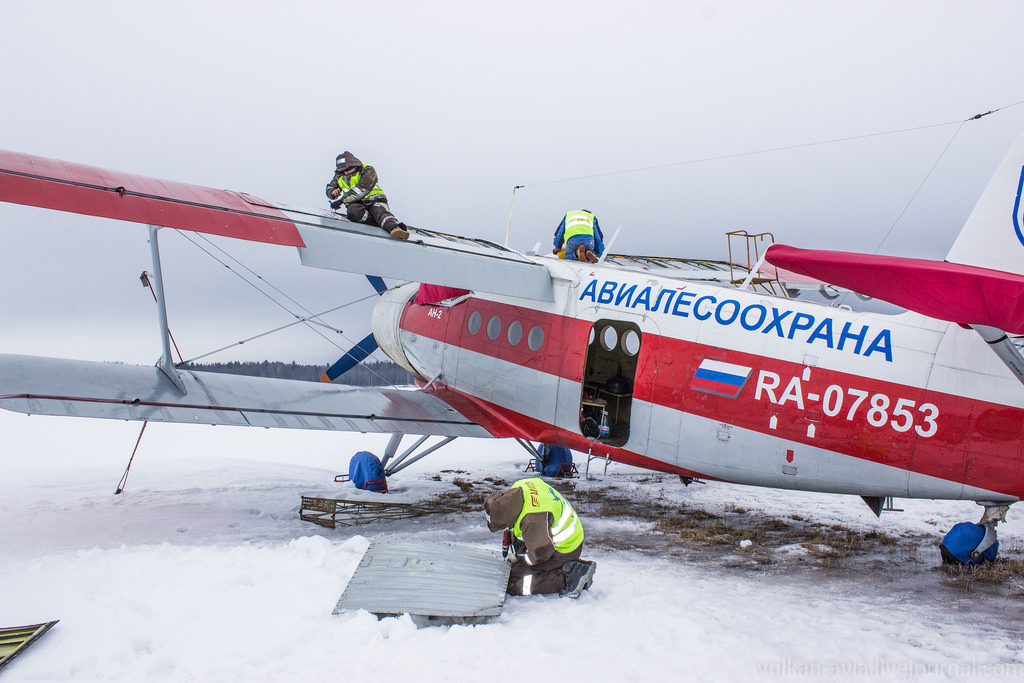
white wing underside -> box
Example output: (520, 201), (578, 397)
(0, 354), (490, 438)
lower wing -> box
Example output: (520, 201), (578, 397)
(0, 354), (489, 438)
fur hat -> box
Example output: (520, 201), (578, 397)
(483, 487), (524, 532)
(335, 151), (362, 173)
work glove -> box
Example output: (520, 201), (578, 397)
(502, 530), (510, 558)
(329, 197), (344, 210)
(342, 188), (365, 203)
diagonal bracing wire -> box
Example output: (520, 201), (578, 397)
(172, 231), (399, 386)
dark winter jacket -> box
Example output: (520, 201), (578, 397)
(325, 151), (387, 205)
(484, 485), (562, 566)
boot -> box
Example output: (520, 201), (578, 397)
(389, 223), (410, 240)
(584, 249), (599, 264)
(559, 560), (597, 599)
(575, 244), (587, 262)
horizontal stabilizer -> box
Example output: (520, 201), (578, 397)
(0, 354), (489, 438)
(765, 244), (1024, 334)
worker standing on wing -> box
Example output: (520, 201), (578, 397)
(553, 209), (604, 263)
(326, 151), (409, 240)
(483, 477), (596, 598)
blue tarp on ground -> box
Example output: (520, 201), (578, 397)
(940, 522), (998, 565)
(349, 451), (387, 492)
(539, 444), (573, 477)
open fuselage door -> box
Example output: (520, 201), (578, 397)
(572, 312), (659, 455)
(579, 320), (640, 446)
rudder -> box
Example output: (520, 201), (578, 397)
(946, 129), (1024, 276)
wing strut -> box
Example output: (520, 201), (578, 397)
(148, 226), (186, 394)
(378, 434), (458, 475)
(971, 325), (1024, 387)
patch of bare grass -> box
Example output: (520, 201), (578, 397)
(943, 557), (1024, 592)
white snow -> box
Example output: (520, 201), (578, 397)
(2, 410), (1023, 682)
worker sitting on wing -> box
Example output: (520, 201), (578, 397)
(326, 151), (409, 240)
(553, 209), (604, 263)
(483, 477), (596, 598)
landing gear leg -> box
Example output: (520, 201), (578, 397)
(972, 502), (1011, 561)
(940, 501), (1013, 565)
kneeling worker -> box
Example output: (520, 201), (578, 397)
(484, 477), (596, 598)
(553, 209), (604, 263)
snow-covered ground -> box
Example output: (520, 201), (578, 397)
(2, 411), (1023, 682)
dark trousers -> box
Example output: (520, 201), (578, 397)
(507, 545), (582, 596)
(347, 201), (399, 233)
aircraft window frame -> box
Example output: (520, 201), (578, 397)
(600, 325), (618, 352)
(527, 325), (544, 351)
(467, 311), (482, 335)
(507, 320), (523, 346)
(622, 329), (641, 356)
(487, 315), (502, 340)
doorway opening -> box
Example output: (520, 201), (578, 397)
(579, 320), (640, 448)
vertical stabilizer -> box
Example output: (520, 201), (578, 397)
(945, 129), (1024, 276)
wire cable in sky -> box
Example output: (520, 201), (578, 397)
(871, 121), (968, 255)
(517, 99), (1024, 189)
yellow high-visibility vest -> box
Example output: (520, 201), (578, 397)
(563, 210), (596, 240)
(336, 169), (386, 201)
(511, 477), (584, 553)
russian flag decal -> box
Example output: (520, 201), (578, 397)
(691, 359), (752, 398)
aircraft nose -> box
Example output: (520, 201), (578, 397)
(372, 282), (421, 379)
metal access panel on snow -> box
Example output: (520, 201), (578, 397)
(333, 536), (511, 622)
(0, 620), (59, 671)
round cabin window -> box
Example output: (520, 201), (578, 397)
(527, 325), (544, 351)
(507, 320), (523, 346)
(622, 329), (641, 356)
(467, 311), (482, 335)
(600, 325), (618, 352)
(487, 315), (502, 340)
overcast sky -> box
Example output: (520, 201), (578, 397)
(2, 1), (1023, 365)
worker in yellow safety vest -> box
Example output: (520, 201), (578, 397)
(553, 209), (604, 263)
(484, 477), (596, 598)
(326, 151), (409, 240)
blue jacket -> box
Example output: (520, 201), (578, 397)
(553, 211), (605, 256)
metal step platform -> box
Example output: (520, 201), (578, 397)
(299, 496), (461, 529)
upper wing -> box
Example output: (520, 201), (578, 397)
(0, 150), (554, 302)
(0, 150), (305, 246)
(0, 354), (490, 437)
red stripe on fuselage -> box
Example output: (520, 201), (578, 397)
(401, 295), (1024, 499)
(403, 296), (593, 379)
(424, 384), (708, 479)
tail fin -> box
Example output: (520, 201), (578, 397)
(945, 129), (1024, 275)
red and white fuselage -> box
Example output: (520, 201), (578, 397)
(381, 257), (1023, 503)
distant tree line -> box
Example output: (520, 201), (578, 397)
(180, 359), (416, 386)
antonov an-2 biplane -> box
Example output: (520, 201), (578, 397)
(2, 131), (1024, 562)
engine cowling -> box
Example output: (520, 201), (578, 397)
(371, 283), (422, 380)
